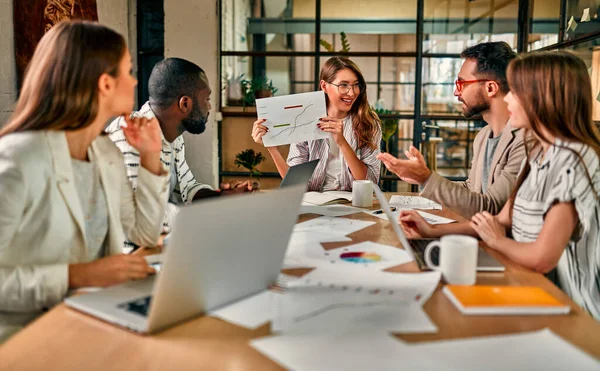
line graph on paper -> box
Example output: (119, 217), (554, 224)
(257, 91), (329, 147)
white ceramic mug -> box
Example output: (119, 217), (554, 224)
(424, 235), (478, 285)
(352, 180), (373, 208)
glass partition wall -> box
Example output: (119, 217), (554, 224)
(219, 0), (570, 190)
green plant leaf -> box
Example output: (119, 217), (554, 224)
(320, 39), (334, 52)
(340, 32), (351, 52)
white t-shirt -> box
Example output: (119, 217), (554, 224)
(322, 118), (348, 191)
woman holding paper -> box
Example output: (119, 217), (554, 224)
(397, 52), (600, 320)
(0, 21), (169, 341)
(251, 56), (382, 191)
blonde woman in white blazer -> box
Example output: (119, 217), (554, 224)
(0, 21), (169, 342)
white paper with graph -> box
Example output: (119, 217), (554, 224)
(257, 91), (328, 147)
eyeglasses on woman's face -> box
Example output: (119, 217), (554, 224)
(328, 82), (364, 95)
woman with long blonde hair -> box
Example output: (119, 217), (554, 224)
(251, 56), (382, 191)
(0, 21), (169, 341)
(398, 51), (600, 320)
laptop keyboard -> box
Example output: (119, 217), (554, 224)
(117, 296), (152, 317)
(409, 239), (438, 269)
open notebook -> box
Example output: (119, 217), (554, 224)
(302, 191), (353, 206)
(443, 285), (570, 315)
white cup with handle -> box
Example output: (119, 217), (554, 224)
(352, 180), (373, 208)
(424, 235), (478, 285)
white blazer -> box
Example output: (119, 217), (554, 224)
(0, 131), (169, 341)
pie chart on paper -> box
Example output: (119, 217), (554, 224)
(339, 252), (382, 264)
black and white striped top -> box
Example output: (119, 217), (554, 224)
(287, 115), (381, 191)
(512, 139), (600, 319)
(106, 102), (212, 236)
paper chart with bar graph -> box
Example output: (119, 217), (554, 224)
(257, 91), (328, 147)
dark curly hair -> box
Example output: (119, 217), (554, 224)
(461, 41), (516, 94)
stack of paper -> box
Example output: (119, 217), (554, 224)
(389, 195), (442, 210)
(272, 287), (438, 334)
(251, 329), (600, 371)
(285, 265), (442, 305)
(367, 209), (456, 225)
(299, 204), (363, 217)
(302, 191), (353, 206)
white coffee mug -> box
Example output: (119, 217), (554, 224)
(424, 235), (478, 285)
(352, 180), (373, 208)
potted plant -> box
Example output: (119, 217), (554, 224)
(240, 76), (278, 107)
(234, 148), (265, 187)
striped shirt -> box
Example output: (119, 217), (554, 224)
(287, 115), (381, 191)
(106, 102), (212, 236)
(512, 139), (600, 319)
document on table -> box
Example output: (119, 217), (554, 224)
(323, 241), (413, 270)
(293, 216), (376, 236)
(286, 264), (441, 305)
(366, 209), (456, 225)
(389, 195), (442, 210)
(299, 204), (363, 217)
(251, 333), (439, 371)
(282, 231), (352, 269)
(209, 290), (275, 329)
(257, 91), (328, 147)
(272, 288), (437, 334)
(302, 191), (353, 206)
(403, 328), (600, 371)
(251, 329), (599, 371)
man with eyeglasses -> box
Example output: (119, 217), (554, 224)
(378, 42), (526, 218)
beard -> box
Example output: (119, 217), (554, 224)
(460, 92), (490, 118)
(180, 101), (209, 135)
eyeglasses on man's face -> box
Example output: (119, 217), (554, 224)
(328, 82), (365, 95)
(454, 79), (493, 93)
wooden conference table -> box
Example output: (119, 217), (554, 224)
(1, 193), (600, 371)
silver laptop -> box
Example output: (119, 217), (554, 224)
(279, 159), (319, 188)
(372, 186), (504, 272)
(65, 184), (306, 334)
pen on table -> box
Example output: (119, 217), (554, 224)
(373, 207), (397, 214)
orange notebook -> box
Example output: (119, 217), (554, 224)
(443, 285), (571, 315)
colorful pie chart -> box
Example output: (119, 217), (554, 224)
(340, 251), (382, 264)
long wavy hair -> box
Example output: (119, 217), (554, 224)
(320, 56), (381, 150)
(507, 51), (600, 214)
(1, 20), (126, 137)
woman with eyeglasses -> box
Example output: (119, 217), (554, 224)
(398, 51), (600, 320)
(251, 56), (382, 191)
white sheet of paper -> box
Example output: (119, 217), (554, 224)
(209, 290), (274, 329)
(388, 195), (442, 210)
(323, 241), (413, 270)
(365, 209), (455, 225)
(568, 16), (578, 32)
(403, 329), (600, 371)
(276, 273), (301, 286)
(252, 329), (599, 371)
(582, 8), (591, 22)
(257, 91), (328, 147)
(294, 216), (376, 236)
(286, 265), (441, 305)
(283, 231), (351, 269)
(251, 333), (429, 371)
(302, 191), (353, 206)
(272, 288), (437, 334)
(299, 204), (363, 217)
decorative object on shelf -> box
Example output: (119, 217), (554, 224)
(225, 74), (244, 106)
(320, 31), (351, 53)
(240, 75), (278, 107)
(235, 149), (265, 186)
